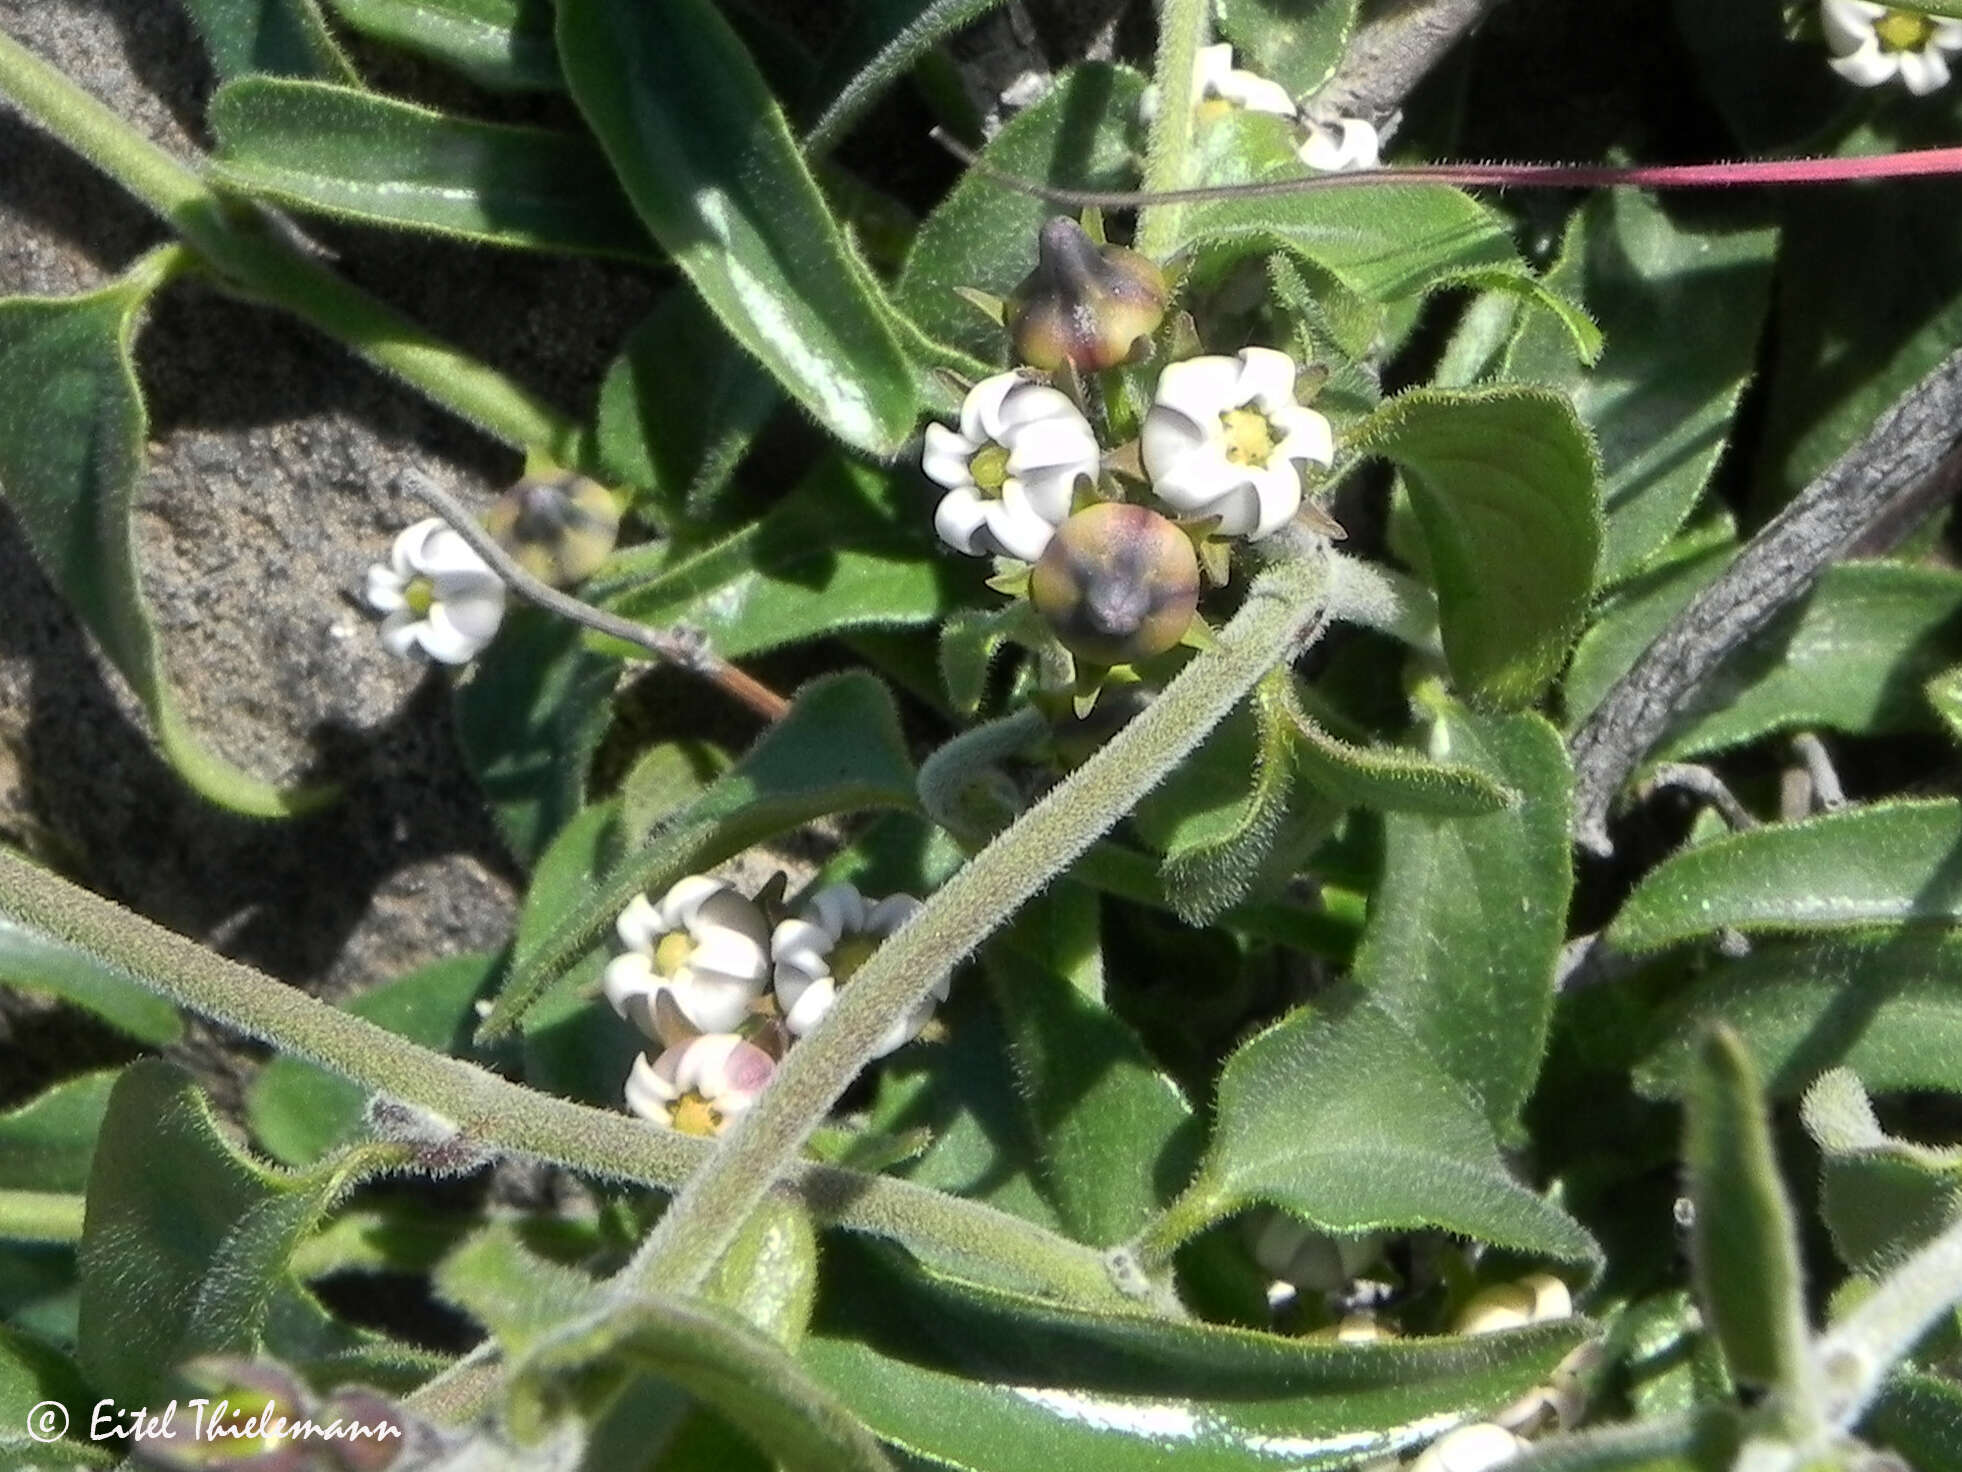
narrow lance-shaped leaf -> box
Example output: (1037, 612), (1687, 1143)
(558, 0), (920, 455)
(1608, 801), (1962, 953)
(0, 254), (326, 817)
(1352, 387), (1603, 707)
(1682, 1027), (1815, 1404)
(208, 79), (653, 260)
(0, 1071), (121, 1197)
(179, 0), (356, 82)
(0, 908), (182, 1045)
(326, 0), (562, 91)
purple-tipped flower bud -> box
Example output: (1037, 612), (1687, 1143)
(1007, 218), (1168, 373)
(1030, 503), (1200, 667)
(482, 470), (621, 588)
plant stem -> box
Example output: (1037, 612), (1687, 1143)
(0, 1189), (85, 1244)
(1135, 0), (1211, 262)
(1128, 1174), (1229, 1272)
(0, 27), (581, 461)
(622, 545), (1332, 1300)
(0, 849), (1120, 1312)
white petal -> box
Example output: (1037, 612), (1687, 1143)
(984, 485), (1060, 563)
(1236, 346), (1300, 411)
(1152, 355), (1241, 425)
(1411, 1424), (1525, 1472)
(363, 564), (408, 613)
(1216, 69), (1296, 117)
(1830, 37), (1897, 84)
(433, 580), (506, 642)
(1900, 46), (1950, 93)
(657, 875), (732, 929)
(686, 927), (769, 985)
(771, 917), (836, 973)
(1010, 464), (1082, 528)
(1936, 20), (1962, 50)
(1821, 0), (1882, 52)
(1004, 414), (1099, 474)
(1521, 1272), (1573, 1323)
(993, 381), (1084, 435)
(675, 972), (765, 1032)
(1272, 405), (1336, 467)
(1193, 43), (1236, 94)
(616, 892), (665, 952)
(1245, 463), (1304, 540)
(623, 1052), (679, 1120)
(389, 518), (444, 577)
(805, 884), (869, 941)
(377, 611), (424, 659)
(1199, 485), (1264, 537)
(959, 371), (1025, 443)
(672, 1032), (746, 1095)
(683, 884), (772, 949)
(781, 975), (839, 1037)
(602, 952), (659, 1021)
(1151, 439), (1243, 512)
(866, 894), (924, 935)
(922, 423), (978, 490)
(1140, 404), (1211, 486)
(417, 603), (492, 664)
(935, 487), (993, 556)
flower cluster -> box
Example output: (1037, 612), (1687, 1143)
(601, 875), (935, 1134)
(1821, 0), (1962, 92)
(1144, 43), (1382, 172)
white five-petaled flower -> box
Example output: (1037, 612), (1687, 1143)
(1143, 42), (1298, 121)
(604, 876), (772, 1037)
(625, 1032), (777, 1136)
(922, 374), (1106, 565)
(1821, 0), (1962, 92)
(923, 373), (1100, 563)
(362, 517), (507, 665)
(1298, 116), (1382, 173)
(771, 883), (940, 1058)
(1141, 347), (1335, 539)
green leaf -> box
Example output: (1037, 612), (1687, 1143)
(78, 1061), (393, 1403)
(1352, 388), (1603, 707)
(984, 894), (1196, 1247)
(1350, 696), (1570, 1137)
(937, 606), (1022, 717)
(208, 78), (652, 259)
(806, 0), (1004, 152)
(326, 0), (562, 91)
(594, 289), (779, 525)
(1607, 801), (1962, 953)
(248, 953), (498, 1166)
(895, 65), (1146, 365)
(1682, 1027), (1812, 1395)
(1171, 989), (1599, 1272)
(1802, 1069), (1962, 1275)
(0, 1322), (108, 1468)
(1931, 663), (1962, 745)
(1865, 1370), (1962, 1470)
(180, 0), (355, 82)
(1633, 931), (1962, 1101)
(1217, 0), (1359, 97)
(435, 1223), (603, 1354)
(0, 1072), (119, 1196)
(592, 458), (971, 660)
(482, 672), (918, 1038)
(1170, 116), (1602, 360)
(1501, 191), (1775, 583)
(558, 0), (920, 455)
(805, 1253), (1587, 1472)
(0, 255), (326, 816)
(452, 606), (616, 869)
(0, 909), (182, 1045)
(1568, 556), (1962, 755)
(1285, 685), (1512, 818)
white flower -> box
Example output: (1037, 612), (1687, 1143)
(362, 517), (507, 664)
(603, 876), (772, 1036)
(1141, 347), (1335, 538)
(1247, 1211), (1381, 1293)
(625, 1032), (776, 1135)
(1821, 0), (1962, 92)
(771, 883), (940, 1058)
(1410, 1423), (1527, 1472)
(1453, 1272), (1574, 1335)
(923, 372), (1099, 563)
(1299, 116), (1381, 172)
(1143, 43), (1298, 121)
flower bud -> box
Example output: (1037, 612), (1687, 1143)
(482, 470), (621, 587)
(1007, 217), (1168, 373)
(1030, 502), (1200, 667)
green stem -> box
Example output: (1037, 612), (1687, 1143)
(0, 1189), (86, 1244)
(623, 547), (1332, 1299)
(0, 27), (581, 460)
(1815, 1207), (1962, 1431)
(1135, 0), (1212, 262)
(0, 849), (1119, 1314)
(1127, 1174), (1229, 1273)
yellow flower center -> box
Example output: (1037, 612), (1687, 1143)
(1877, 8), (1937, 50)
(654, 930), (695, 977)
(829, 933), (880, 986)
(970, 443), (1012, 496)
(669, 1091), (722, 1136)
(1196, 97), (1237, 122)
(404, 576), (436, 616)
(1221, 407), (1278, 467)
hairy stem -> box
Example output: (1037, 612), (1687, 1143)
(1136, 0), (1212, 261)
(0, 849), (1120, 1312)
(621, 545), (1332, 1299)
(0, 27), (581, 460)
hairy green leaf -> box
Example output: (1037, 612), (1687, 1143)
(559, 0), (919, 454)
(327, 0), (561, 90)
(1865, 1370), (1962, 1470)
(1285, 686), (1511, 817)
(0, 911), (181, 1045)
(0, 1072), (118, 1198)
(0, 1321), (108, 1467)
(0, 258), (321, 816)
(180, 0), (355, 82)
(1217, 0), (1358, 97)
(1353, 388), (1603, 707)
(806, 0), (1003, 152)
(1608, 801), (1962, 953)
